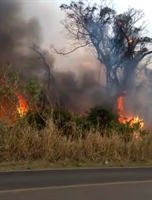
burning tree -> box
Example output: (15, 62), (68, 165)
(52, 0), (152, 97)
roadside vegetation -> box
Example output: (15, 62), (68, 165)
(0, 0), (152, 170)
(0, 74), (152, 168)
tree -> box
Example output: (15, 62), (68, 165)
(31, 44), (57, 107)
(52, 0), (152, 97)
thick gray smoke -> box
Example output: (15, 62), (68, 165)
(0, 0), (51, 77)
(0, 0), (106, 114)
(1, 0), (151, 126)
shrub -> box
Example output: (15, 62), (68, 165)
(85, 106), (118, 129)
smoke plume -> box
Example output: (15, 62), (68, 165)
(0, 0), (151, 127)
(0, 0), (107, 114)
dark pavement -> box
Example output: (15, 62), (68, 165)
(0, 167), (152, 200)
(0, 167), (152, 191)
(1, 181), (152, 200)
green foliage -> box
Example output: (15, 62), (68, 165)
(52, 106), (76, 136)
(86, 106), (118, 129)
(0, 68), (149, 141)
(74, 115), (89, 129)
(26, 109), (47, 130)
(52, 106), (73, 123)
(25, 102), (146, 141)
(26, 106), (74, 133)
(24, 78), (43, 99)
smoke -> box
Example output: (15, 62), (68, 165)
(0, 0), (107, 114)
(1, 0), (151, 126)
(0, 0), (53, 78)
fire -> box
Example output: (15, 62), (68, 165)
(117, 96), (144, 129)
(128, 39), (133, 44)
(0, 79), (29, 122)
(15, 92), (29, 116)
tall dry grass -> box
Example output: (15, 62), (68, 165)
(0, 119), (152, 163)
(0, 73), (152, 165)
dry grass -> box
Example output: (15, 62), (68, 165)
(0, 119), (152, 164)
(1, 69), (152, 168)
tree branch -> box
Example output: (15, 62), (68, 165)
(30, 44), (55, 89)
(50, 43), (90, 55)
(140, 50), (152, 60)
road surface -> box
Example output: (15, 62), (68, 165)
(0, 167), (152, 200)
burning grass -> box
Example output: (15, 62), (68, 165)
(0, 74), (152, 166)
(0, 101), (152, 165)
(117, 96), (144, 129)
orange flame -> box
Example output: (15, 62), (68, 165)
(15, 92), (29, 116)
(117, 96), (144, 129)
(128, 39), (133, 44)
(0, 79), (29, 121)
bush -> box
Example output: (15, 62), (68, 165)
(86, 106), (118, 129)
(0, 68), (151, 145)
(24, 103), (147, 143)
(0, 78), (152, 164)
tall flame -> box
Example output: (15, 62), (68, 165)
(0, 79), (29, 121)
(15, 92), (29, 116)
(117, 96), (144, 129)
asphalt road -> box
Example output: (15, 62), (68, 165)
(1, 181), (152, 200)
(0, 167), (152, 200)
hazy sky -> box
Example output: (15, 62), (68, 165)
(22, 0), (152, 69)
(23, 0), (152, 46)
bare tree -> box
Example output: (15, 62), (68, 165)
(31, 44), (56, 107)
(51, 1), (152, 97)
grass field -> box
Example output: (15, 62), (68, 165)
(0, 77), (152, 170)
(0, 117), (152, 170)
